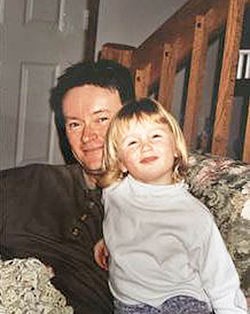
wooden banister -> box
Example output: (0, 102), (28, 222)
(131, 0), (231, 83)
(211, 0), (246, 156)
(99, 0), (250, 162)
(134, 63), (152, 100)
(183, 15), (208, 149)
(158, 42), (180, 112)
(99, 43), (135, 68)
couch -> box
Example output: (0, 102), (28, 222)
(0, 152), (249, 312)
(187, 152), (250, 309)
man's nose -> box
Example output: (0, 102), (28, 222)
(81, 123), (97, 143)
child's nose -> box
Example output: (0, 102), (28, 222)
(141, 140), (152, 152)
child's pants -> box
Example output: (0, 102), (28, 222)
(114, 295), (211, 314)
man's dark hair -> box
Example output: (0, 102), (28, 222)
(49, 59), (135, 163)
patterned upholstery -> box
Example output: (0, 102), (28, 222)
(187, 152), (250, 299)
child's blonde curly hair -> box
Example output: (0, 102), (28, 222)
(100, 98), (188, 187)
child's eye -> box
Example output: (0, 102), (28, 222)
(128, 140), (137, 146)
(152, 134), (161, 139)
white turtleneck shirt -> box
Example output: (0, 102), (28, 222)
(102, 175), (247, 313)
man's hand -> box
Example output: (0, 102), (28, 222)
(94, 238), (109, 271)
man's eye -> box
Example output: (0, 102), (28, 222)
(97, 117), (109, 123)
(70, 122), (79, 127)
(66, 122), (80, 130)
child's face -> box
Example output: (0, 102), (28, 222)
(118, 120), (177, 185)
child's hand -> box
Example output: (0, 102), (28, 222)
(94, 238), (109, 271)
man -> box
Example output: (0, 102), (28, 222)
(0, 60), (135, 313)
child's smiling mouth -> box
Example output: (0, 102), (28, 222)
(140, 156), (158, 164)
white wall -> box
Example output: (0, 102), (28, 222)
(95, 0), (188, 57)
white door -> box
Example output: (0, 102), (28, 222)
(0, 0), (90, 170)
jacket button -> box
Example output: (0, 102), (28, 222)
(72, 227), (80, 236)
(89, 201), (95, 209)
(80, 214), (88, 222)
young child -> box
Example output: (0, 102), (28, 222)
(95, 98), (248, 314)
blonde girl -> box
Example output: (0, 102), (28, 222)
(95, 98), (247, 314)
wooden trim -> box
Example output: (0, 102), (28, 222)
(132, 0), (230, 83)
(99, 43), (135, 68)
(99, 0), (250, 162)
(211, 0), (246, 156)
(84, 0), (100, 61)
(243, 100), (250, 163)
(183, 15), (208, 149)
(158, 42), (180, 112)
(135, 63), (152, 100)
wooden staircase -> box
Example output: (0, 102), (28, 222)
(99, 0), (250, 163)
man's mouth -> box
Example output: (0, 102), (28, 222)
(82, 146), (103, 154)
(140, 156), (158, 164)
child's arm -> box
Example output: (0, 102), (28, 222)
(197, 220), (248, 313)
(93, 238), (109, 271)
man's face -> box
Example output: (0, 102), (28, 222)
(62, 85), (122, 171)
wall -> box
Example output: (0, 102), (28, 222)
(95, 0), (188, 57)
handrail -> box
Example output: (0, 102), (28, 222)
(99, 0), (250, 163)
(131, 0), (231, 83)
